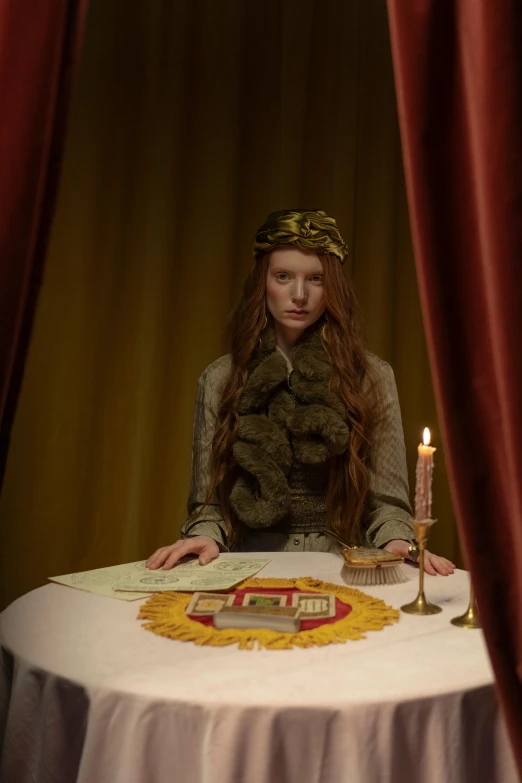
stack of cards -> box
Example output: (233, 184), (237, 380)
(214, 605), (301, 632)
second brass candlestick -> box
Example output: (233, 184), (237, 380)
(451, 581), (481, 629)
(401, 519), (442, 615)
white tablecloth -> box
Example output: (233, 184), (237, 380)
(0, 552), (517, 783)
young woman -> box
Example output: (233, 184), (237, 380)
(147, 209), (455, 576)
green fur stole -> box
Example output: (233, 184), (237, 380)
(230, 325), (350, 529)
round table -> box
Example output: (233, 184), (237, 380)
(0, 552), (517, 783)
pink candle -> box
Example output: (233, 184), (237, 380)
(414, 428), (436, 520)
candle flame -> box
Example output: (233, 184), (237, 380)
(423, 427), (431, 446)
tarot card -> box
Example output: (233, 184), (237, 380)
(291, 593), (336, 619)
(185, 592), (235, 616)
(242, 593), (288, 608)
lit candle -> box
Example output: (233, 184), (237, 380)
(414, 427), (436, 521)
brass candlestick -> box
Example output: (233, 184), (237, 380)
(401, 519), (442, 615)
(451, 580), (481, 629)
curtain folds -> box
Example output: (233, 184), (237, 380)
(387, 1), (522, 774)
(0, 0), (89, 485)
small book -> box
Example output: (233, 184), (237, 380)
(213, 604), (301, 632)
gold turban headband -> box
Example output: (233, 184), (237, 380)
(253, 209), (347, 264)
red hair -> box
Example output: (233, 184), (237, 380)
(203, 252), (380, 545)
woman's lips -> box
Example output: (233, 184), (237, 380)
(286, 310), (308, 318)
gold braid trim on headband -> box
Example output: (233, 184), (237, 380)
(253, 209), (347, 264)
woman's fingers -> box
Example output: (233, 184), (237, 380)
(198, 539), (220, 565)
(424, 552), (456, 576)
(423, 554), (437, 576)
(384, 540), (456, 576)
(146, 548), (167, 569)
(146, 540), (184, 569)
(161, 540), (198, 570)
(159, 537), (220, 570)
(146, 537), (220, 570)
(438, 556), (456, 576)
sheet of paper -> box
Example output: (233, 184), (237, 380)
(49, 561), (155, 601)
(115, 556), (271, 593)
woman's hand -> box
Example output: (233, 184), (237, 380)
(383, 539), (456, 576)
(146, 536), (220, 570)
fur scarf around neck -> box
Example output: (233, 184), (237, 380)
(230, 324), (350, 529)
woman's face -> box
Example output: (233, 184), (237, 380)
(266, 248), (325, 332)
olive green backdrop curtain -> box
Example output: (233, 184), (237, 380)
(0, 0), (459, 610)
(388, 1), (522, 774)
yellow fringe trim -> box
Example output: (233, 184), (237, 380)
(137, 577), (399, 650)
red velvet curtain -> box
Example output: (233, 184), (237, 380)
(0, 0), (89, 486)
(387, 0), (522, 774)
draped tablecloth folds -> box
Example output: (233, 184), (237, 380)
(0, 552), (517, 783)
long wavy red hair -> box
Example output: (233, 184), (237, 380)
(201, 251), (381, 546)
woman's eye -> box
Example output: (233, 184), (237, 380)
(311, 276), (323, 283)
(276, 273), (289, 281)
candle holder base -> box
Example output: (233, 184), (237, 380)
(401, 593), (442, 615)
(451, 594), (481, 629)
